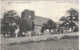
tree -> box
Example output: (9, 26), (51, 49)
(18, 9), (35, 36)
(1, 10), (20, 37)
(47, 19), (56, 28)
(41, 19), (56, 33)
(67, 8), (79, 32)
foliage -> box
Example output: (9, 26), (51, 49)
(59, 8), (79, 32)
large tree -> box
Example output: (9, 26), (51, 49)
(18, 9), (35, 36)
(1, 10), (20, 37)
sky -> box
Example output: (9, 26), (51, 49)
(1, 0), (79, 22)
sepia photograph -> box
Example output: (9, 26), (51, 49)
(0, 0), (79, 50)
